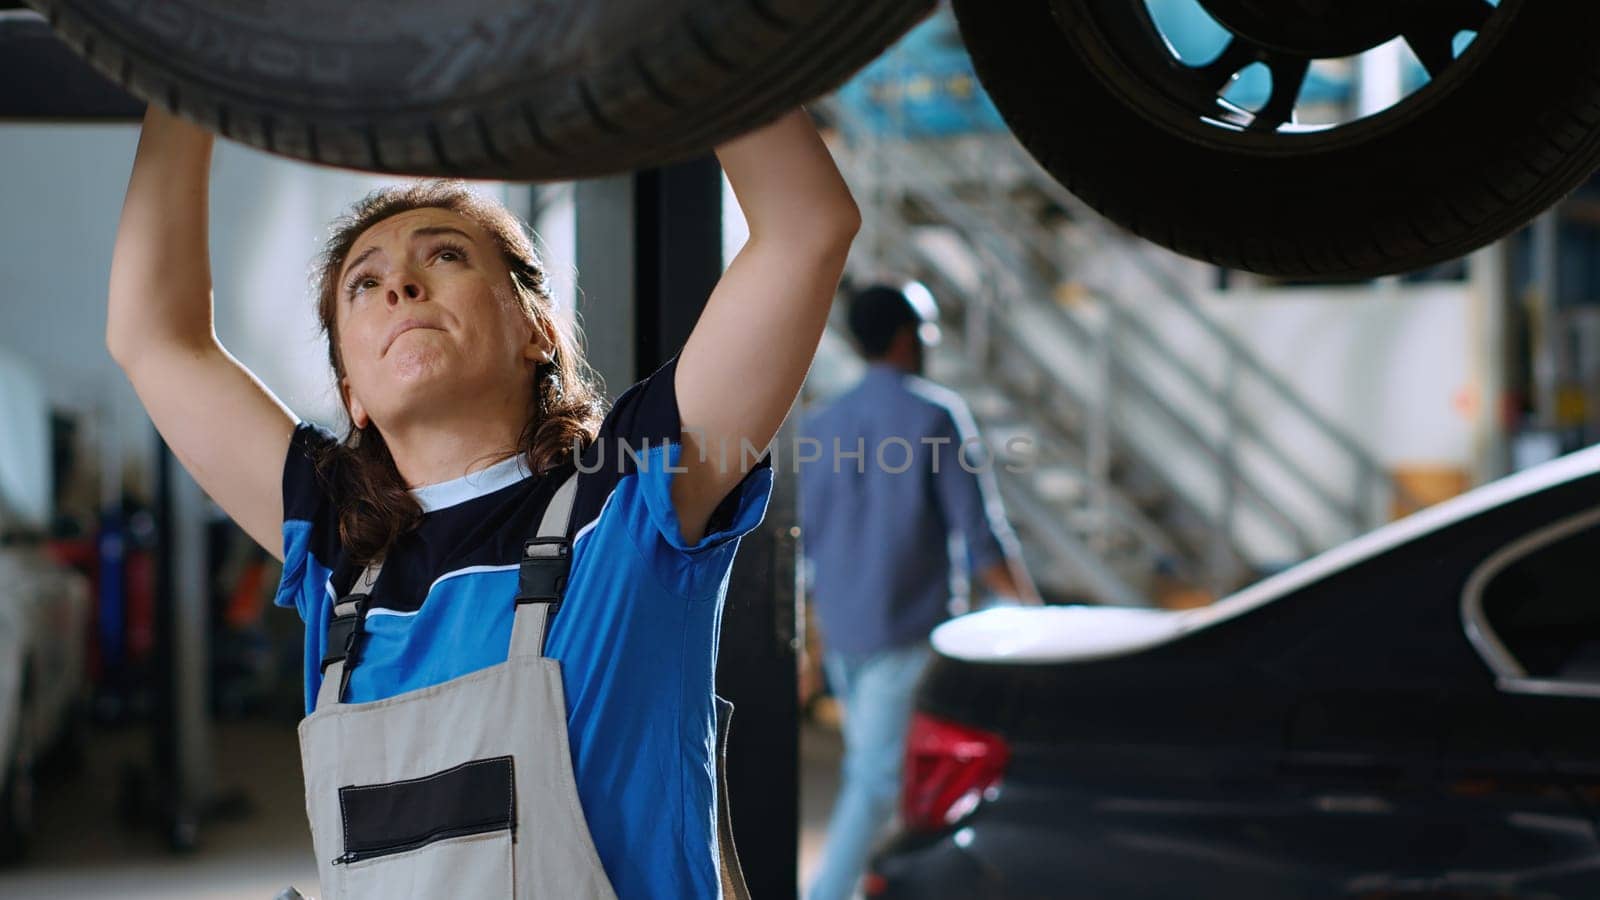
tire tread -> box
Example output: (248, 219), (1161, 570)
(23, 0), (935, 180)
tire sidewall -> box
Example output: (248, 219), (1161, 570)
(957, 0), (1600, 274)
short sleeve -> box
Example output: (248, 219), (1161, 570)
(589, 355), (775, 599)
(639, 439), (773, 553)
(273, 421), (343, 618)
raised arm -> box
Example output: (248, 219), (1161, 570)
(107, 105), (297, 559)
(672, 109), (861, 544)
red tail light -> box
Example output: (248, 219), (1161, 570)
(901, 712), (1010, 831)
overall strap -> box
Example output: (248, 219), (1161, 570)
(315, 559), (383, 712)
(508, 470), (580, 660)
(312, 467), (578, 711)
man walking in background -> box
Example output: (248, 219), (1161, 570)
(800, 283), (1040, 900)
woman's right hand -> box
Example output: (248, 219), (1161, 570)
(108, 104), (298, 560)
(107, 104), (214, 363)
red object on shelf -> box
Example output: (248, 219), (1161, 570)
(125, 548), (155, 662)
(44, 537), (95, 572)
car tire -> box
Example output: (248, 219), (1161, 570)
(24, 0), (934, 179)
(953, 0), (1600, 278)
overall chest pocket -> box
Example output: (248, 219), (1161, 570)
(333, 756), (516, 898)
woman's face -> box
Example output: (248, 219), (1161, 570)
(334, 207), (552, 431)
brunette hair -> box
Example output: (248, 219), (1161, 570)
(310, 181), (604, 564)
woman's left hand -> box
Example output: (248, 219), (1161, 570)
(671, 108), (861, 545)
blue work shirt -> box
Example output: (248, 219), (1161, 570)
(799, 362), (1020, 657)
(275, 355), (773, 900)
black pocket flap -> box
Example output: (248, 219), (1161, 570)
(339, 756), (515, 859)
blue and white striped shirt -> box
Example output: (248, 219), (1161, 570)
(275, 355), (772, 900)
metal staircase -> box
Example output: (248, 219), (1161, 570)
(809, 80), (1409, 606)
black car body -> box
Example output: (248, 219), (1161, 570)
(870, 447), (1600, 899)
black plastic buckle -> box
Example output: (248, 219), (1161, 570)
(319, 594), (369, 674)
(515, 538), (571, 605)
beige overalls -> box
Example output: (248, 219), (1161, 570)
(296, 470), (750, 898)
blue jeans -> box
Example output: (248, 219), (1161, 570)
(808, 641), (934, 900)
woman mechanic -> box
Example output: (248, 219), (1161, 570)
(106, 104), (859, 898)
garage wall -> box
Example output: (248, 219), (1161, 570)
(0, 122), (533, 511)
(1128, 273), (1484, 560)
(1195, 281), (1478, 468)
(1076, 242), (1483, 475)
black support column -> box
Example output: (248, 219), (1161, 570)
(150, 434), (213, 851)
(0, 11), (144, 119)
(576, 159), (801, 898)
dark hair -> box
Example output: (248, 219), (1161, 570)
(310, 180), (605, 565)
(847, 284), (921, 358)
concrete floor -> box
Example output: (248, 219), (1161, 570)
(0, 718), (846, 899)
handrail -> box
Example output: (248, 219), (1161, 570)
(884, 239), (1203, 578)
(998, 291), (1320, 558)
(892, 132), (1397, 524)
(879, 124), (1413, 536)
(1104, 300), (1366, 528)
(884, 182), (1305, 567)
(892, 121), (1400, 491)
(987, 135), (1413, 509)
(1098, 231), (1394, 487)
(894, 164), (1319, 555)
(818, 77), (1412, 586)
(854, 223), (1177, 602)
(997, 478), (1150, 607)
